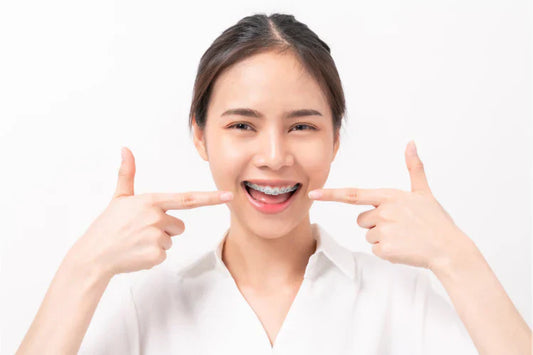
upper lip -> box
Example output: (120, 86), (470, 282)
(243, 179), (301, 188)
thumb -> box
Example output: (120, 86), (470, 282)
(113, 146), (136, 199)
(405, 140), (431, 194)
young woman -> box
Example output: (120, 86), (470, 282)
(17, 13), (531, 355)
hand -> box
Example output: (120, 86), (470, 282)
(308, 140), (472, 270)
(70, 147), (234, 279)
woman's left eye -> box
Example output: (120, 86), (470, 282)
(291, 124), (316, 131)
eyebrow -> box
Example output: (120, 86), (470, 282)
(221, 108), (323, 119)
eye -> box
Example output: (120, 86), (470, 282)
(228, 122), (254, 131)
(227, 123), (316, 132)
(291, 124), (316, 131)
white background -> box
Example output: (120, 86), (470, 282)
(0, 0), (531, 353)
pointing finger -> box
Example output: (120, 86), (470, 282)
(143, 190), (233, 211)
(308, 187), (397, 207)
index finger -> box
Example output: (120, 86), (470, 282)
(309, 188), (396, 207)
(144, 190), (233, 211)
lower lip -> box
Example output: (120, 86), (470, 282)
(243, 182), (300, 214)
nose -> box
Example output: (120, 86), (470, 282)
(252, 127), (295, 170)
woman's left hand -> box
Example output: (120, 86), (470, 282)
(308, 140), (474, 271)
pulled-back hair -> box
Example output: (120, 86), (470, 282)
(188, 13), (346, 139)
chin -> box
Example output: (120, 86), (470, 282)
(233, 212), (308, 240)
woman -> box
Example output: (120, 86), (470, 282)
(17, 13), (531, 355)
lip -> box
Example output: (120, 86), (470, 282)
(242, 181), (301, 214)
(242, 179), (300, 188)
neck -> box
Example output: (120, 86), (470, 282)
(222, 215), (317, 291)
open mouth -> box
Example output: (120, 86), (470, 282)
(241, 181), (301, 214)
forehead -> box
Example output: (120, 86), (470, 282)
(208, 50), (329, 114)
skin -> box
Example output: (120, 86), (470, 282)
(192, 49), (339, 291)
(17, 48), (529, 354)
(192, 49), (532, 353)
(16, 148), (234, 354)
(308, 142), (532, 354)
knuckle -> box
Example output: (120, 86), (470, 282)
(135, 193), (154, 206)
(377, 223), (391, 236)
(165, 237), (173, 249)
(144, 193), (157, 205)
(365, 231), (373, 243)
(118, 166), (129, 177)
(372, 224), (383, 235)
(149, 246), (164, 262)
(159, 233), (171, 247)
(155, 230), (167, 243)
(160, 215), (185, 237)
(345, 190), (358, 204)
(158, 249), (167, 262)
(175, 222), (186, 235)
(407, 161), (424, 173)
(179, 193), (196, 208)
(376, 208), (387, 220)
(383, 189), (398, 201)
(146, 209), (163, 226)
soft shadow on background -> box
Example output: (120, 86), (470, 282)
(0, 1), (531, 353)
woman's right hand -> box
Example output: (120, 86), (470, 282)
(69, 146), (233, 279)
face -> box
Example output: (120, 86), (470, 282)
(192, 50), (340, 239)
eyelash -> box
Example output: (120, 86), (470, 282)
(228, 123), (317, 132)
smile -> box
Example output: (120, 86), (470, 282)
(241, 181), (301, 214)
(244, 181), (299, 195)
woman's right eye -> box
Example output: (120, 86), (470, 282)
(228, 123), (253, 131)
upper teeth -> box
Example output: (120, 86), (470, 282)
(245, 182), (299, 195)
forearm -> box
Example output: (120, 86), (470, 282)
(16, 248), (112, 355)
(430, 235), (532, 355)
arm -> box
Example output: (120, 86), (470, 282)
(429, 232), (532, 355)
(16, 247), (113, 355)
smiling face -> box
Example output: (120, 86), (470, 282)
(192, 49), (340, 239)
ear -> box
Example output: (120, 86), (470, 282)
(192, 117), (209, 161)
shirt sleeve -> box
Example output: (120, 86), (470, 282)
(415, 269), (479, 355)
(78, 274), (140, 355)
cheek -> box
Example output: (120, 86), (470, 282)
(297, 142), (333, 185)
(206, 136), (245, 188)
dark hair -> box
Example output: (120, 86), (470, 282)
(188, 13), (346, 141)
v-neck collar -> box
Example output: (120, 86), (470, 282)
(183, 223), (358, 282)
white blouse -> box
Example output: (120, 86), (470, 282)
(78, 223), (478, 354)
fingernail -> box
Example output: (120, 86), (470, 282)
(220, 192), (233, 201)
(308, 190), (322, 199)
(121, 147), (126, 162)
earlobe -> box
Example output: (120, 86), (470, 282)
(192, 118), (209, 161)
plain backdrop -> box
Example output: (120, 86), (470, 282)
(0, 0), (531, 353)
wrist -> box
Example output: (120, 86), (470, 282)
(63, 242), (114, 285)
(429, 231), (482, 279)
